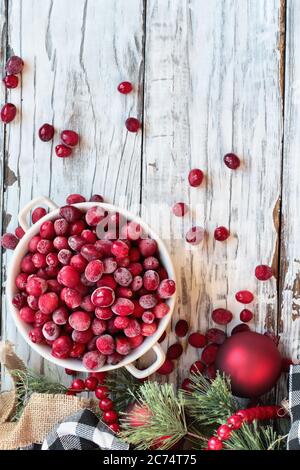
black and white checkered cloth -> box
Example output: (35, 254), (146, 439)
(41, 409), (129, 450)
(288, 365), (300, 450)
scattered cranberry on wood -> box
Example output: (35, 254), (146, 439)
(118, 81), (133, 94)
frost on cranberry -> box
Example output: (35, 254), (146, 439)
(58, 265), (80, 288)
(83, 350), (106, 370)
(6, 55), (24, 74)
(86, 206), (106, 226)
(114, 316), (130, 329)
(124, 319), (141, 337)
(114, 267), (132, 287)
(188, 168), (204, 187)
(111, 240), (129, 258)
(153, 302), (169, 319)
(139, 238), (157, 257)
(63, 288), (82, 309)
(141, 322), (157, 337)
(72, 329), (93, 344)
(143, 270), (160, 291)
(12, 292), (27, 309)
(40, 220), (55, 239)
(69, 311), (91, 331)
(223, 153), (240, 170)
(70, 254), (87, 274)
(55, 144), (72, 158)
(112, 298), (134, 316)
(235, 290), (254, 304)
(42, 321), (61, 341)
(139, 294), (157, 309)
(53, 307), (69, 325)
(60, 205), (83, 223)
(85, 260), (104, 282)
(157, 279), (176, 298)
(1, 103), (17, 123)
(255, 265), (273, 281)
(91, 318), (107, 336)
(172, 202), (188, 217)
(116, 336), (131, 355)
(186, 226), (205, 245)
(96, 334), (115, 355)
(52, 335), (73, 359)
(26, 276), (48, 296)
(95, 307), (113, 320)
(91, 287), (115, 307)
(20, 306), (36, 324)
(38, 292), (59, 314)
(1, 232), (18, 250)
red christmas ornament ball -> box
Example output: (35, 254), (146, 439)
(215, 331), (282, 398)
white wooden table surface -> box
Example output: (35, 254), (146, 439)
(0, 0), (298, 398)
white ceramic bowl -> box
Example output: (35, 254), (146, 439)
(6, 196), (177, 378)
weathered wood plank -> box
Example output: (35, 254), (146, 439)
(142, 0), (283, 385)
(1, 0), (144, 387)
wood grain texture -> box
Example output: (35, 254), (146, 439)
(142, 0), (283, 384)
(1, 0), (144, 387)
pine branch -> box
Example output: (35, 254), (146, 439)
(223, 422), (287, 451)
(11, 369), (67, 421)
(119, 381), (194, 450)
(183, 372), (238, 425)
(105, 369), (141, 412)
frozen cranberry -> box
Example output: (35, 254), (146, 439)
(38, 123), (54, 142)
(62, 288), (81, 309)
(31, 207), (46, 224)
(116, 336), (131, 355)
(21, 254), (36, 274)
(128, 247), (140, 262)
(69, 220), (86, 236)
(58, 266), (80, 288)
(141, 322), (157, 336)
(86, 206), (106, 226)
(52, 335), (73, 359)
(90, 194), (104, 203)
(69, 311), (91, 331)
(61, 130), (79, 147)
(157, 359), (174, 375)
(95, 239), (112, 256)
(231, 323), (250, 335)
(158, 279), (176, 298)
(118, 81), (133, 94)
(42, 321), (60, 341)
(37, 239), (53, 254)
(72, 328), (93, 344)
(52, 307), (69, 325)
(91, 318), (106, 336)
(139, 239), (157, 257)
(153, 302), (169, 319)
(255, 265), (273, 281)
(97, 274), (116, 290)
(201, 344), (219, 365)
(28, 235), (41, 253)
(158, 331), (166, 343)
(142, 257), (158, 271)
(67, 236), (84, 252)
(114, 316), (130, 329)
(128, 334), (144, 348)
(107, 318), (119, 335)
(54, 218), (69, 236)
(95, 307), (113, 320)
(32, 253), (47, 268)
(235, 290), (254, 304)
(131, 275), (142, 292)
(78, 296), (93, 313)
(29, 327), (44, 344)
(45, 252), (58, 267)
(114, 267), (133, 287)
(34, 311), (51, 327)
(85, 260), (104, 283)
(40, 221), (55, 239)
(27, 295), (39, 310)
(142, 311), (155, 324)
(124, 319), (141, 337)
(224, 153), (240, 169)
(214, 226), (230, 241)
(26, 276), (48, 296)
(188, 168), (204, 187)
(101, 257), (117, 274)
(70, 342), (86, 358)
(128, 263), (142, 278)
(186, 226), (205, 245)
(19, 306), (36, 323)
(81, 229), (97, 244)
(125, 117), (140, 132)
(206, 328), (226, 345)
(91, 287), (115, 307)
(143, 270), (160, 291)
(190, 361), (205, 374)
(53, 236), (69, 250)
(96, 334), (115, 355)
(3, 74), (18, 88)
(188, 332), (207, 348)
(116, 287), (133, 299)
(80, 244), (102, 261)
(60, 205), (83, 223)
(240, 309), (253, 322)
(15, 226), (25, 239)
(212, 308), (233, 325)
(1, 103), (16, 123)
(172, 202), (188, 217)
(167, 343), (183, 360)
(69, 254), (87, 273)
(139, 294), (157, 309)
(45, 266), (59, 278)
(6, 55), (24, 74)
(121, 221), (143, 241)
(12, 292), (27, 309)
(1, 232), (18, 249)
(15, 272), (28, 290)
(112, 298), (134, 316)
(38, 292), (59, 314)
(47, 279), (62, 294)
(111, 239), (129, 258)
(55, 144), (72, 158)
(116, 256), (130, 268)
(102, 410), (119, 424)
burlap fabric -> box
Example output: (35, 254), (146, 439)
(0, 341), (98, 450)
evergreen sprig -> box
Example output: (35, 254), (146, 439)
(183, 371), (238, 425)
(104, 369), (141, 412)
(223, 422), (287, 451)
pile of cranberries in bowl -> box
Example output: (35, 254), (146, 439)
(12, 204), (176, 370)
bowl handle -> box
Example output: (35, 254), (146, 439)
(125, 343), (165, 379)
(18, 196), (59, 231)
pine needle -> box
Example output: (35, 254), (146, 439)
(119, 381), (188, 450)
(104, 369), (141, 412)
(223, 422), (287, 451)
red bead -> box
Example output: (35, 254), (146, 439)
(217, 424), (232, 441)
(65, 368), (76, 376)
(39, 123), (54, 142)
(99, 397), (113, 411)
(235, 290), (254, 304)
(185, 226), (205, 245)
(212, 308), (233, 325)
(3, 74), (18, 88)
(227, 414), (243, 429)
(109, 423), (120, 433)
(157, 359), (174, 375)
(71, 378), (85, 392)
(90, 371), (108, 383)
(167, 343), (183, 360)
(55, 144), (72, 158)
(117, 81), (133, 94)
(6, 56), (24, 74)
(223, 153), (240, 169)
(95, 385), (109, 399)
(61, 130), (79, 147)
(188, 169), (204, 187)
(175, 319), (189, 337)
(240, 309), (253, 323)
(188, 332), (207, 348)
(172, 202), (188, 217)
(1, 103), (16, 123)
(207, 437), (223, 450)
(255, 265), (273, 281)
(125, 117), (140, 132)
(84, 375), (98, 391)
(102, 410), (118, 424)
(214, 226), (230, 242)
